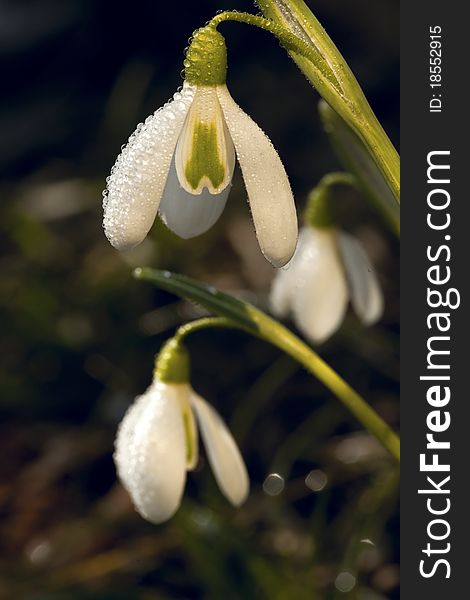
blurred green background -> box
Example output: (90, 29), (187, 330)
(0, 0), (399, 598)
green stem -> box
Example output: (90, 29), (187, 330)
(174, 316), (247, 342)
(319, 101), (400, 235)
(255, 0), (400, 203)
(210, 11), (344, 101)
(304, 171), (356, 228)
(184, 317), (399, 462)
(256, 317), (400, 462)
(359, 108), (400, 204)
(136, 269), (400, 462)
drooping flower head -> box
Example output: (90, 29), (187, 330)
(270, 177), (384, 343)
(103, 24), (298, 267)
(114, 338), (249, 524)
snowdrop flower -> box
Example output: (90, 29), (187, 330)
(114, 339), (249, 524)
(270, 180), (383, 343)
(103, 25), (297, 267)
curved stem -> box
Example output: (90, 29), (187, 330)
(304, 171), (357, 228)
(255, 0), (400, 204)
(254, 316), (400, 462)
(137, 268), (400, 463)
(176, 315), (400, 462)
(210, 11), (344, 98)
(174, 316), (248, 342)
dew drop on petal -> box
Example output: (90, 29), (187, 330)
(102, 83), (196, 250)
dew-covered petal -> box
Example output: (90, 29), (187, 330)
(175, 85), (235, 195)
(103, 84), (195, 250)
(158, 157), (230, 239)
(337, 231), (384, 325)
(292, 228), (348, 343)
(114, 380), (188, 524)
(190, 392), (249, 506)
(217, 85), (298, 268)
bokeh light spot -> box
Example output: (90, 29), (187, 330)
(263, 473), (285, 496)
(334, 571), (356, 593)
(305, 469), (328, 491)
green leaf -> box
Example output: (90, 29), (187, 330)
(319, 100), (400, 236)
(256, 0), (400, 212)
(134, 268), (259, 332)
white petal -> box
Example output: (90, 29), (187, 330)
(175, 85), (235, 195)
(158, 156), (230, 239)
(103, 83), (195, 250)
(269, 255), (301, 317)
(190, 392), (249, 506)
(217, 85), (298, 268)
(114, 380), (188, 524)
(337, 232), (384, 325)
(292, 228), (348, 343)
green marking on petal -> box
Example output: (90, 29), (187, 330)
(182, 409), (196, 466)
(184, 121), (226, 192)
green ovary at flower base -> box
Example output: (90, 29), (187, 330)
(114, 338), (249, 525)
(102, 24), (298, 268)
